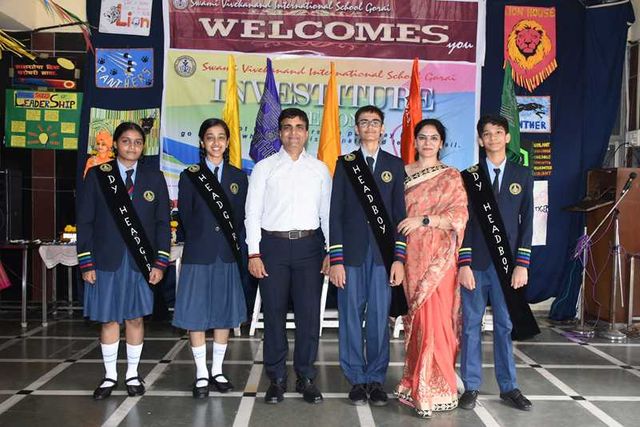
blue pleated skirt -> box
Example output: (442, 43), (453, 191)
(172, 259), (246, 331)
(83, 252), (153, 323)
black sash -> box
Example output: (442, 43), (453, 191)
(94, 161), (154, 283)
(185, 164), (242, 266)
(461, 164), (540, 340)
(341, 151), (407, 316)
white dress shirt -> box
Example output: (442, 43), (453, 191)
(245, 147), (332, 254)
(360, 146), (380, 170)
(117, 159), (138, 184)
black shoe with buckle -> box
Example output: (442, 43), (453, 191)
(349, 384), (368, 406)
(500, 388), (532, 411)
(93, 378), (117, 400)
(367, 382), (388, 406)
(210, 374), (234, 393)
(459, 390), (479, 409)
(265, 378), (286, 404)
(295, 376), (323, 404)
(192, 377), (210, 399)
(125, 376), (146, 397)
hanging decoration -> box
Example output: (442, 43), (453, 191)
(504, 5), (557, 92)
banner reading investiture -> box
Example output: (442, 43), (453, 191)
(161, 51), (478, 199)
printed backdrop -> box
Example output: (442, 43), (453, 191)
(161, 0), (481, 198)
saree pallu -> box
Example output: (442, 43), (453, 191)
(396, 166), (468, 414)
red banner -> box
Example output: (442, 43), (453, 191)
(504, 5), (557, 92)
(168, 0), (478, 61)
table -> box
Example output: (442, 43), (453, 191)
(0, 242), (40, 328)
(38, 243), (184, 327)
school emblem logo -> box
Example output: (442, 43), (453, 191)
(230, 183), (239, 194)
(143, 190), (155, 202)
(509, 183), (522, 195)
(188, 164), (200, 173)
(344, 153), (356, 162)
(172, 0), (189, 9)
(174, 56), (196, 78)
(467, 164), (479, 173)
(381, 171), (393, 183)
(99, 163), (112, 172)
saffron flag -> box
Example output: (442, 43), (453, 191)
(400, 58), (422, 165)
(222, 55), (242, 168)
(500, 61), (526, 166)
(317, 62), (341, 175)
(250, 58), (281, 163)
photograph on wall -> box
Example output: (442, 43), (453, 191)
(517, 96), (551, 133)
(88, 107), (160, 172)
(99, 0), (152, 36)
(95, 48), (154, 89)
(4, 89), (82, 150)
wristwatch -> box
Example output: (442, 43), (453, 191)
(422, 216), (430, 226)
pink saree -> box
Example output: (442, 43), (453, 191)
(395, 166), (468, 415)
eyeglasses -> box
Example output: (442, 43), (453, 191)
(357, 119), (382, 128)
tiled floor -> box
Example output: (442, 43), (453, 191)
(0, 316), (639, 427)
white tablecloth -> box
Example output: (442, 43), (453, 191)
(38, 244), (184, 269)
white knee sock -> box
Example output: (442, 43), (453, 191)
(125, 343), (143, 385)
(100, 341), (119, 388)
(191, 344), (209, 388)
(211, 342), (228, 382)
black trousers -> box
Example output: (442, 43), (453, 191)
(259, 232), (324, 381)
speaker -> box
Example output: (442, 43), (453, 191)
(0, 169), (23, 241)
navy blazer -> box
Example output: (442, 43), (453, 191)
(459, 160), (534, 270)
(178, 162), (248, 264)
(329, 149), (407, 267)
(77, 161), (171, 273)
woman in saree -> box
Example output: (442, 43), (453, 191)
(395, 118), (468, 418)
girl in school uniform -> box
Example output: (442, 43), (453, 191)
(173, 118), (248, 398)
(77, 122), (171, 400)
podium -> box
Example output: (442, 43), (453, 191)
(583, 168), (640, 323)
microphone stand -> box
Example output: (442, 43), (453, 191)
(572, 225), (594, 337)
(593, 184), (634, 341)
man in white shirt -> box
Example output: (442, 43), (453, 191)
(245, 108), (331, 405)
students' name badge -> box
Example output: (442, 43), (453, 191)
(381, 171), (393, 183)
(509, 183), (522, 195)
(188, 164), (200, 173)
(230, 183), (239, 194)
(100, 163), (112, 172)
(344, 153), (356, 161)
(143, 190), (155, 202)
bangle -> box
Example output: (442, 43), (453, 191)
(248, 254), (261, 259)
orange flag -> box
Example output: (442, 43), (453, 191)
(317, 62), (341, 175)
(400, 58), (422, 165)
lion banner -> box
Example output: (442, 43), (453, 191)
(504, 6), (557, 92)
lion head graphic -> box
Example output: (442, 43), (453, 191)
(507, 20), (552, 71)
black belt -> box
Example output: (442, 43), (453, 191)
(262, 229), (315, 240)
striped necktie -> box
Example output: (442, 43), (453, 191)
(125, 169), (134, 198)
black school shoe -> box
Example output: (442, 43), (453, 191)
(125, 376), (146, 397)
(210, 374), (234, 393)
(367, 382), (388, 406)
(349, 384), (368, 406)
(458, 390), (479, 409)
(192, 377), (210, 399)
(93, 378), (117, 400)
(500, 388), (532, 411)
(295, 376), (323, 404)
(265, 378), (286, 404)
